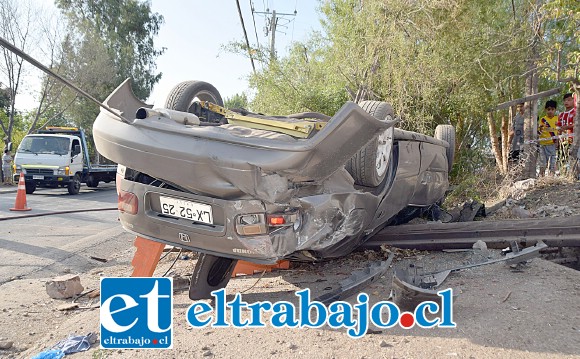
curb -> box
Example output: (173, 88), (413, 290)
(0, 187), (18, 194)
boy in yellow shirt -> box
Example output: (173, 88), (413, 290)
(537, 100), (558, 176)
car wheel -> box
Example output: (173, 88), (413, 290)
(165, 81), (224, 113)
(346, 101), (395, 187)
(435, 124), (456, 173)
(25, 181), (36, 194)
(68, 174), (81, 195)
(188, 253), (238, 300)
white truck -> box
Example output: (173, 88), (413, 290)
(13, 127), (117, 194)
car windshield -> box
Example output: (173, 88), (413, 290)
(17, 136), (70, 155)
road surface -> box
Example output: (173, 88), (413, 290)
(0, 184), (131, 285)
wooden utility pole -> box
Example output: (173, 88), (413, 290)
(254, 8), (296, 62)
(269, 10), (277, 60)
(522, 0), (543, 178)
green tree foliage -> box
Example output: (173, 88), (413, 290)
(242, 0), (542, 181)
(24, 0), (166, 164)
(224, 93), (249, 109)
(55, 0), (165, 100)
(249, 36), (348, 116)
(539, 0), (580, 84)
(0, 87), (9, 110)
(52, 0), (164, 145)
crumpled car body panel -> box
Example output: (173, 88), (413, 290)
(94, 79), (450, 263)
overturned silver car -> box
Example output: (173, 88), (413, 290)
(93, 79), (454, 298)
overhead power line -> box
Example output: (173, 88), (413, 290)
(235, 0), (256, 74)
(250, 0), (260, 48)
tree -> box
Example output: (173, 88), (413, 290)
(27, 10), (73, 134)
(55, 0), (165, 100)
(241, 0), (534, 179)
(0, 0), (40, 147)
(0, 87), (9, 110)
(224, 93), (249, 109)
(47, 0), (165, 146)
(539, 0), (580, 175)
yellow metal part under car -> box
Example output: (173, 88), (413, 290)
(201, 101), (327, 139)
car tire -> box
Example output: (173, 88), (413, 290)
(188, 253), (238, 300)
(346, 101), (395, 187)
(68, 174), (81, 195)
(435, 124), (455, 173)
(165, 81), (224, 113)
(25, 181), (36, 194)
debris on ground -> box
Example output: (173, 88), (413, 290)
(534, 204), (574, 218)
(173, 274), (191, 292)
(472, 240), (488, 251)
(489, 177), (580, 220)
(32, 333), (97, 359)
(446, 200), (486, 222)
(56, 303), (79, 311)
(45, 274), (84, 299)
(0, 339), (14, 350)
(52, 332), (97, 354)
(31, 349), (64, 359)
(391, 269), (449, 312)
(88, 256), (108, 263)
(509, 178), (537, 200)
(314, 254), (394, 304)
(391, 241), (548, 311)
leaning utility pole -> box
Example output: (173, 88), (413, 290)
(235, 0), (256, 73)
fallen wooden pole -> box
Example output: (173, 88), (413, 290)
(491, 87), (561, 111)
(363, 216), (580, 250)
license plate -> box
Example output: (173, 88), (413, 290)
(32, 175), (44, 180)
(159, 196), (213, 225)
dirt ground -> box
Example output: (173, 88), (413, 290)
(1, 177), (580, 359)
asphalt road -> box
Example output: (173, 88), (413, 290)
(0, 183), (133, 285)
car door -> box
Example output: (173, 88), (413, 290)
(70, 138), (83, 174)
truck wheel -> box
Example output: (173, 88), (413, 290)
(346, 101), (395, 187)
(86, 177), (99, 188)
(165, 81), (224, 113)
(435, 124), (456, 173)
(25, 181), (36, 194)
(68, 174), (81, 195)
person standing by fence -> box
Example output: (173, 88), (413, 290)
(538, 100), (559, 176)
(557, 93), (576, 175)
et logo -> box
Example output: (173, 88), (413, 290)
(100, 278), (173, 349)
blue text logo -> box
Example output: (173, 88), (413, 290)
(100, 277), (173, 349)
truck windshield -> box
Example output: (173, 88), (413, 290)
(18, 136), (70, 155)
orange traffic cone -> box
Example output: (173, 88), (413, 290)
(10, 173), (31, 211)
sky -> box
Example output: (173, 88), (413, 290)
(147, 0), (323, 107)
(13, 0), (324, 111)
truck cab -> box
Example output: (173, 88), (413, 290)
(13, 127), (116, 194)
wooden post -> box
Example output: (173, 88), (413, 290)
(501, 111), (509, 173)
(487, 112), (504, 174)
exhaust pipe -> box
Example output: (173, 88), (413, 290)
(136, 108), (201, 126)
